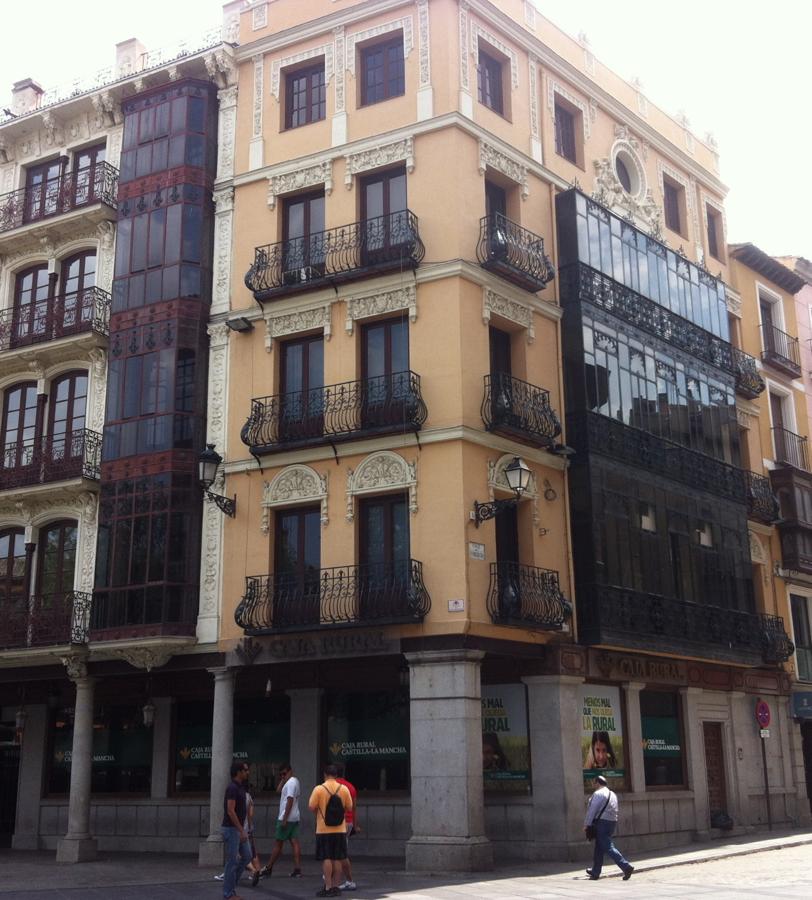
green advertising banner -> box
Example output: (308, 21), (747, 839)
(52, 726), (151, 769)
(481, 684), (530, 792)
(175, 722), (289, 768)
(579, 684), (625, 790)
(641, 716), (682, 758)
(327, 718), (409, 762)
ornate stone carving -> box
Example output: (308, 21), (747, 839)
(223, 11), (240, 44)
(471, 23), (519, 89)
(547, 77), (592, 140)
(736, 407), (752, 429)
(524, 1), (537, 28)
(61, 652), (88, 682)
(112, 647), (175, 671)
(262, 465), (328, 533)
(205, 50), (236, 89)
(87, 348), (107, 433)
(482, 288), (534, 343)
(417, 0), (431, 88)
(333, 26), (346, 113)
(478, 141), (529, 199)
(199, 483), (223, 618)
(344, 137), (414, 189)
(271, 44), (334, 100)
(656, 159), (696, 240)
(212, 189), (235, 316)
(749, 530), (768, 565)
(488, 454), (540, 530)
(346, 451), (417, 522)
(252, 2), (267, 31)
(459, 2), (470, 93)
(236, 637), (263, 666)
(206, 323), (230, 452)
(96, 220), (116, 291)
(217, 88), (238, 180)
(252, 54), (264, 138)
(528, 56), (540, 142)
(726, 287), (742, 318)
(345, 285), (416, 335)
(264, 303), (332, 351)
(593, 158), (661, 234)
(267, 159), (333, 209)
(91, 92), (117, 129)
(346, 16), (414, 75)
(76, 492), (98, 593)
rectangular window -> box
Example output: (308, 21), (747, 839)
(477, 49), (504, 115)
(285, 63), (326, 128)
(706, 205), (724, 261)
(663, 177), (684, 235)
(792, 594), (812, 682)
(640, 690), (686, 787)
(360, 35), (405, 106)
(555, 97), (580, 165)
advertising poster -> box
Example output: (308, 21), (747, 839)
(579, 684), (625, 790)
(481, 684), (530, 793)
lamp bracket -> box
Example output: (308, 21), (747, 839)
(473, 496), (519, 527)
(205, 490), (237, 517)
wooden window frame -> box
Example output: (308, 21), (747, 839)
(284, 62), (326, 130)
(553, 97), (581, 166)
(477, 47), (505, 116)
(360, 34), (406, 107)
(662, 176), (686, 237)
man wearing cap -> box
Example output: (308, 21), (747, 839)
(584, 774), (634, 881)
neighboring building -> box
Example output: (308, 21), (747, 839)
(0, 12), (239, 857)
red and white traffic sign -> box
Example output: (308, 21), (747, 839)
(755, 699), (771, 729)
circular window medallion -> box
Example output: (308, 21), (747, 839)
(611, 143), (646, 199)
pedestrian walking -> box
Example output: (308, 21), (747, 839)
(216, 781), (259, 885)
(335, 766), (359, 891)
(220, 760), (253, 900)
(584, 774), (634, 881)
(308, 764), (353, 897)
(252, 763), (303, 886)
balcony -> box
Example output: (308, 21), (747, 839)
(235, 560), (431, 634)
(0, 287), (111, 353)
(241, 371), (427, 455)
(90, 585), (197, 641)
(482, 373), (561, 447)
(769, 464), (812, 575)
(746, 470), (781, 524)
(761, 323), (801, 379)
(0, 163), (118, 242)
(476, 214), (555, 293)
(559, 263), (765, 398)
(773, 426), (809, 471)
(578, 583), (794, 666)
(486, 562), (571, 630)
(245, 210), (425, 303)
(0, 429), (102, 492)
(0, 591), (91, 651)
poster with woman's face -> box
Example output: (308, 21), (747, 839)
(579, 685), (625, 790)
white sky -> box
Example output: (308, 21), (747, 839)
(2, 0), (810, 258)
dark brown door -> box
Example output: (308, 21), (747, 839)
(485, 182), (507, 219)
(0, 528), (28, 647)
(24, 158), (64, 222)
(362, 316), (410, 430)
(282, 192), (325, 284)
(274, 506), (321, 628)
(1, 383), (39, 478)
(60, 251), (97, 336)
(12, 265), (50, 346)
(703, 721), (728, 821)
(359, 493), (410, 620)
(770, 392), (787, 462)
(494, 504), (522, 620)
(361, 168), (407, 264)
(279, 336), (324, 442)
(0, 742), (19, 848)
(47, 371), (88, 473)
(72, 144), (106, 207)
(34, 520), (78, 645)
(488, 327), (516, 430)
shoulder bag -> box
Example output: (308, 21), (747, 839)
(585, 791), (612, 841)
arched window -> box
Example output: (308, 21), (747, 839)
(0, 528), (27, 604)
(1, 382), (38, 474)
(13, 264), (50, 345)
(36, 520), (78, 598)
(61, 251), (97, 335)
(48, 371), (88, 462)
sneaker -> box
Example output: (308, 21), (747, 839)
(623, 866), (634, 880)
(316, 890), (330, 898)
(586, 869), (599, 880)
(290, 868), (303, 878)
(339, 881), (357, 890)
(328, 890), (342, 898)
(214, 873), (224, 881)
(250, 869), (261, 888)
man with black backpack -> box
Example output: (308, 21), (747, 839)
(308, 764), (353, 897)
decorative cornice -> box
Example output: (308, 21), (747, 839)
(344, 136), (414, 189)
(262, 465), (328, 533)
(478, 140), (528, 199)
(264, 302), (333, 351)
(111, 647), (175, 671)
(482, 287), (534, 342)
(346, 15), (414, 76)
(546, 75), (594, 141)
(270, 43), (335, 100)
(346, 451), (417, 522)
(61, 652), (89, 682)
(267, 159), (333, 208)
(470, 22), (519, 89)
(345, 285), (416, 334)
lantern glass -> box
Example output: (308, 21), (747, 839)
(504, 457), (531, 496)
(198, 443), (222, 489)
(142, 701), (156, 728)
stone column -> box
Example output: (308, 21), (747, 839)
(198, 667), (235, 866)
(680, 686), (709, 838)
(287, 688), (322, 855)
(12, 703), (47, 850)
(623, 683), (646, 794)
(405, 650), (492, 872)
(523, 674), (586, 854)
(56, 657), (97, 862)
(150, 697), (174, 800)
(728, 691), (752, 826)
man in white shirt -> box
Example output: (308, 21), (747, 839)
(583, 775), (634, 881)
(253, 763), (303, 884)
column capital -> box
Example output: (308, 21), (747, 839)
(622, 681), (646, 692)
(61, 652), (91, 684)
(405, 649), (485, 667)
(207, 666), (235, 682)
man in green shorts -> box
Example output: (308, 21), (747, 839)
(252, 763), (302, 885)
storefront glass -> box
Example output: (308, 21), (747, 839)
(640, 690), (685, 787)
(481, 684), (531, 794)
(579, 684), (626, 790)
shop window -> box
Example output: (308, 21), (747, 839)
(482, 684), (531, 794)
(173, 697), (291, 796)
(47, 705), (152, 795)
(360, 35), (405, 106)
(325, 690), (409, 791)
(477, 47), (506, 116)
(285, 62), (326, 129)
(706, 204), (725, 262)
(640, 690), (686, 788)
(662, 176), (686, 237)
(554, 96), (582, 166)
(639, 502), (656, 532)
(791, 594), (812, 682)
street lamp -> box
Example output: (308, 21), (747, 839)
(198, 444), (236, 517)
(473, 456), (532, 527)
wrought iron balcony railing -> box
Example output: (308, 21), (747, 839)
(559, 263), (765, 398)
(245, 209), (425, 301)
(0, 429), (102, 491)
(486, 562), (571, 630)
(476, 213), (555, 293)
(90, 585), (197, 638)
(0, 287), (111, 352)
(761, 323), (802, 378)
(746, 470), (781, 524)
(482, 373), (561, 446)
(235, 560), (431, 633)
(0, 591), (91, 650)
(579, 583), (794, 666)
(241, 371), (427, 454)
(773, 425), (810, 471)
(0, 162), (119, 236)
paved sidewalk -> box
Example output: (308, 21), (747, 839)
(0, 828), (810, 897)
